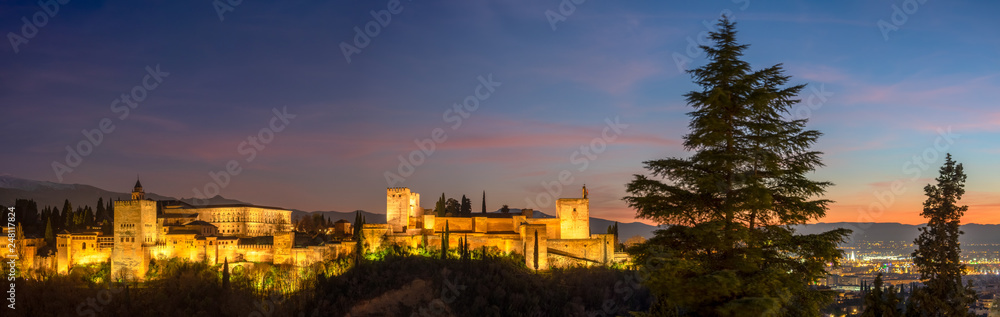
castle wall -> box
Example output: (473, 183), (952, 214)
(521, 224), (548, 270)
(273, 231), (293, 265)
(546, 233), (616, 267)
(525, 218), (562, 240)
(56, 233), (112, 274)
(432, 217), (474, 232)
(485, 218), (514, 232)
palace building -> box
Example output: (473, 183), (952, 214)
(49, 179), (354, 280)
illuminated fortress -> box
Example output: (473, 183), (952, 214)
(18, 181), (626, 279)
(368, 185), (627, 270)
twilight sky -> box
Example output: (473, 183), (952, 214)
(2, 0), (998, 225)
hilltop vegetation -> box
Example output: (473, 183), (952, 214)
(14, 249), (651, 317)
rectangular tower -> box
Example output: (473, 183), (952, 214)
(556, 187), (590, 239)
(112, 180), (157, 280)
(386, 188), (420, 233)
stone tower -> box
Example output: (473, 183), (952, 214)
(556, 185), (590, 239)
(386, 187), (420, 232)
(273, 231), (295, 265)
(112, 178), (157, 280)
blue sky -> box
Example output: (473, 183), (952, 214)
(2, 0), (998, 224)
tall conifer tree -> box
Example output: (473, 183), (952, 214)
(624, 17), (848, 315)
(910, 154), (976, 316)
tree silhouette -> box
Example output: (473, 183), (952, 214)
(222, 258), (230, 290)
(533, 230), (539, 271)
(910, 154), (976, 316)
(435, 193), (446, 217)
(441, 221), (450, 260)
(445, 198), (460, 216)
(460, 195), (472, 216)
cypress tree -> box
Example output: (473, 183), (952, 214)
(96, 197), (106, 223)
(460, 195), (472, 216)
(44, 218), (55, 246)
(222, 258), (231, 290)
(435, 193), (446, 217)
(910, 154), (976, 316)
(62, 200), (73, 230)
(50, 207), (59, 231)
(482, 191), (486, 214)
(533, 230), (539, 270)
(441, 221), (450, 260)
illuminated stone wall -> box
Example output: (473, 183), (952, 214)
(272, 231), (293, 265)
(521, 224), (548, 270)
(55, 232), (112, 274)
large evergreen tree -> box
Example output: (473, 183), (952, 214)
(623, 18), (848, 316)
(482, 191), (486, 214)
(910, 154), (976, 316)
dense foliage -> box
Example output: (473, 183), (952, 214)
(14, 252), (650, 316)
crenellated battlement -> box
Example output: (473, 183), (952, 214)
(235, 244), (274, 250)
(387, 187), (411, 194)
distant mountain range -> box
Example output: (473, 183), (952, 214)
(793, 222), (1000, 245)
(4, 175), (996, 244)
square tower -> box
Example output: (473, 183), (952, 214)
(556, 185), (590, 239)
(112, 179), (157, 280)
(386, 187), (420, 232)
